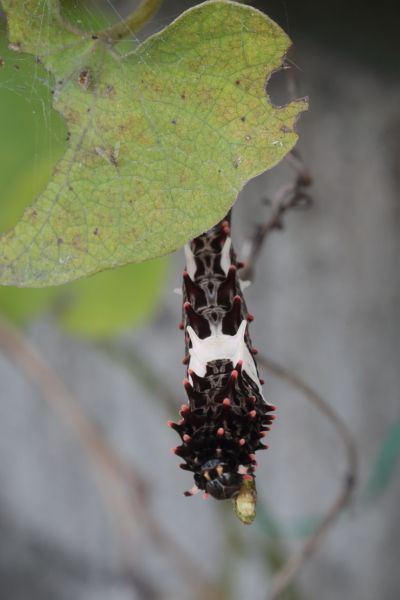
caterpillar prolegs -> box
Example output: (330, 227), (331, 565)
(169, 215), (276, 521)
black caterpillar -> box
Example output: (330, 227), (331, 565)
(169, 215), (276, 500)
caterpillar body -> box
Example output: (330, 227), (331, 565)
(169, 216), (276, 502)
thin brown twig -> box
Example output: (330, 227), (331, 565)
(257, 355), (358, 600)
(0, 319), (146, 491)
(239, 149), (312, 282)
(0, 318), (214, 595)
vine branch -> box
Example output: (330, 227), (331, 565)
(97, 0), (162, 43)
(239, 149), (312, 282)
(0, 318), (214, 597)
(257, 355), (358, 599)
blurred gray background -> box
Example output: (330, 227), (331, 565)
(0, 1), (399, 599)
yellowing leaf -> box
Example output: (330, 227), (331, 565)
(0, 0), (307, 287)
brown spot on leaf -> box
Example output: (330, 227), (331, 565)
(72, 233), (86, 252)
(109, 152), (118, 167)
(233, 157), (242, 169)
(79, 69), (91, 90)
(28, 209), (38, 223)
(63, 107), (81, 124)
(8, 42), (21, 52)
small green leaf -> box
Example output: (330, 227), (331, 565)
(59, 258), (168, 338)
(361, 419), (400, 506)
(0, 0), (306, 287)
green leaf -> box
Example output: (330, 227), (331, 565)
(59, 258), (168, 338)
(0, 0), (307, 287)
(0, 32), (168, 333)
(59, 1), (111, 33)
(0, 143), (168, 332)
(0, 33), (65, 322)
(0, 158), (59, 324)
(0, 34), (66, 226)
(361, 419), (400, 506)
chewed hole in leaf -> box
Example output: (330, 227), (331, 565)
(266, 60), (299, 109)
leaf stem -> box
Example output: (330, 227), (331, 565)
(239, 149), (312, 282)
(97, 0), (162, 43)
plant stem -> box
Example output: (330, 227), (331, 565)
(257, 356), (358, 599)
(98, 0), (162, 43)
(0, 318), (213, 596)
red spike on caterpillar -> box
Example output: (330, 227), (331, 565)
(182, 270), (207, 307)
(221, 220), (230, 235)
(171, 213), (275, 510)
(184, 302), (211, 338)
(184, 485), (200, 496)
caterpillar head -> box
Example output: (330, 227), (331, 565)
(195, 458), (243, 500)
